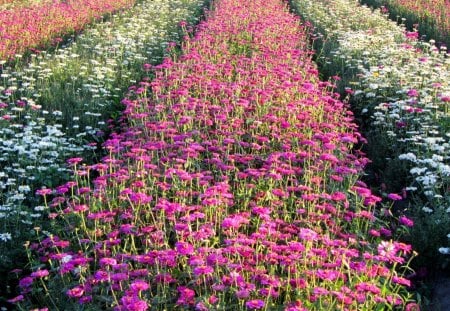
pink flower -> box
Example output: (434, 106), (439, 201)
(67, 157), (83, 165)
(245, 299), (265, 309)
(120, 296), (148, 311)
(235, 288), (250, 299)
(193, 265), (214, 276)
(405, 303), (421, 311)
(355, 282), (381, 295)
(392, 276), (411, 287)
(387, 193), (402, 201)
(130, 280), (150, 292)
(407, 89), (419, 97)
(99, 257), (117, 267)
(36, 188), (52, 196)
(176, 241), (194, 255)
(399, 216), (414, 227)
(67, 285), (85, 298)
(19, 277), (34, 288)
(31, 269), (49, 278)
(177, 286), (196, 306)
(7, 295), (24, 303)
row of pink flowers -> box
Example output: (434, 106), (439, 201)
(13, 0), (417, 309)
(391, 0), (449, 34)
(0, 0), (135, 61)
(371, 0), (449, 44)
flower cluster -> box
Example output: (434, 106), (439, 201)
(13, 0), (416, 309)
(291, 0), (449, 268)
(0, 0), (208, 302)
(0, 0), (135, 61)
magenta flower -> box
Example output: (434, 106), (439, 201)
(7, 294), (25, 304)
(99, 257), (118, 267)
(120, 296), (149, 311)
(67, 286), (85, 298)
(176, 286), (196, 306)
(355, 282), (381, 295)
(399, 216), (414, 227)
(245, 299), (265, 309)
(406, 89), (419, 97)
(19, 277), (34, 289)
(235, 288), (250, 299)
(35, 188), (52, 196)
(405, 303), (421, 311)
(392, 276), (411, 287)
(130, 280), (150, 292)
(31, 269), (49, 278)
(193, 265), (214, 276)
(387, 193), (403, 201)
(67, 157), (83, 165)
(176, 241), (194, 255)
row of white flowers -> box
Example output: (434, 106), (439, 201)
(0, 0), (206, 266)
(291, 0), (450, 262)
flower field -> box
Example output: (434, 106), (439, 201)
(291, 0), (450, 283)
(2, 0), (421, 309)
(360, 0), (450, 47)
(3, 0), (450, 308)
(0, 0), (207, 306)
(0, 0), (136, 61)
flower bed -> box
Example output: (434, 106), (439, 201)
(360, 0), (450, 47)
(0, 0), (136, 62)
(0, 0), (51, 10)
(290, 0), (450, 272)
(12, 0), (416, 309)
(0, 0), (208, 305)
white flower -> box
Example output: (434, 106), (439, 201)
(0, 233), (12, 242)
(422, 206), (433, 213)
(18, 185), (31, 193)
(405, 186), (417, 191)
(399, 153), (417, 161)
(439, 164), (450, 176)
(438, 247), (450, 255)
(410, 167), (427, 175)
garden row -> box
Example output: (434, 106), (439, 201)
(0, 0), (207, 306)
(0, 0), (135, 62)
(0, 0), (50, 10)
(12, 0), (417, 309)
(359, 0), (449, 47)
(290, 0), (450, 272)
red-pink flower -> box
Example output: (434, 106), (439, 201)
(246, 299), (265, 309)
(387, 193), (402, 201)
(31, 269), (49, 278)
(399, 216), (414, 227)
(130, 280), (150, 292)
(67, 285), (85, 298)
